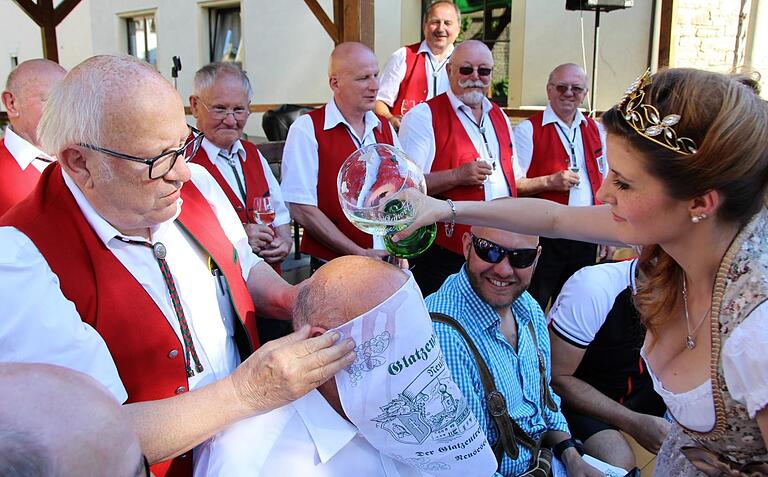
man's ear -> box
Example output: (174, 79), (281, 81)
(58, 147), (95, 191)
(309, 326), (330, 339)
(462, 231), (472, 261)
(328, 75), (340, 94)
(189, 95), (201, 118)
(1, 91), (19, 118)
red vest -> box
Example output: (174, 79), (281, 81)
(526, 111), (603, 205)
(392, 43), (428, 116)
(301, 106), (394, 261)
(0, 138), (42, 217)
(0, 164), (259, 477)
(427, 93), (517, 255)
(190, 140), (270, 224)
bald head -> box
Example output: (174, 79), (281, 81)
(2, 59), (66, 146)
(294, 256), (409, 330)
(547, 63), (587, 85)
(327, 42), (379, 117)
(39, 54), (183, 156)
(0, 363), (145, 477)
(451, 40), (493, 66)
(546, 63), (588, 123)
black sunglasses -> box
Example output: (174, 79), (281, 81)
(79, 125), (204, 180)
(458, 66), (493, 77)
(551, 83), (586, 95)
(471, 234), (538, 269)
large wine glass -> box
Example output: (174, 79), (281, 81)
(337, 143), (436, 259)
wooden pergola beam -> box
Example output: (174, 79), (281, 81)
(304, 0), (374, 49)
(657, 0), (675, 68)
(11, 0), (84, 63)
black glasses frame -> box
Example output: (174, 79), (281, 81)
(197, 98), (250, 120)
(79, 125), (204, 180)
(142, 454), (151, 477)
(471, 234), (539, 269)
(458, 66), (493, 77)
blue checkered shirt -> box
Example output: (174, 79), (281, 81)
(426, 266), (569, 477)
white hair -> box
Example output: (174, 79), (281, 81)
(193, 62), (253, 99)
(37, 55), (159, 157)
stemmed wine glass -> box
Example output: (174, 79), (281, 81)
(252, 196), (275, 226)
(337, 144), (436, 259)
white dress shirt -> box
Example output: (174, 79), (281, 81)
(200, 138), (290, 227)
(377, 41), (454, 108)
(513, 105), (608, 206)
(0, 163), (261, 401)
(3, 126), (54, 172)
(280, 99), (401, 207)
(398, 90), (514, 201)
(193, 389), (427, 477)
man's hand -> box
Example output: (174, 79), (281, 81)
(626, 413), (671, 454)
(562, 447), (604, 477)
(452, 160), (493, 187)
(229, 325), (355, 412)
(245, 223), (275, 253)
(547, 170), (580, 191)
(388, 116), (402, 130)
(258, 234), (291, 264)
(358, 248), (390, 260)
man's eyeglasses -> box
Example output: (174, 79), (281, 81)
(198, 99), (250, 120)
(458, 66), (493, 77)
(550, 83), (587, 95)
(79, 125), (204, 180)
(471, 234), (538, 269)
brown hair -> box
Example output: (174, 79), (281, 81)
(601, 68), (768, 333)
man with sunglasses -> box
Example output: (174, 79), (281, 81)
(0, 55), (354, 477)
(399, 40), (517, 297)
(427, 226), (602, 476)
(374, 1), (460, 130)
(189, 62), (292, 267)
(512, 63), (607, 311)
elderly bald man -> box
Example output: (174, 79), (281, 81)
(0, 363), (146, 477)
(0, 59), (66, 215)
(0, 55), (354, 477)
(512, 63), (607, 311)
(399, 40), (517, 296)
(281, 42), (401, 273)
(195, 256), (428, 476)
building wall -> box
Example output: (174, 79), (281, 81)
(671, 0), (743, 72)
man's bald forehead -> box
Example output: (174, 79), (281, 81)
(328, 42), (376, 76)
(548, 63), (587, 83)
(451, 40), (493, 64)
(471, 226), (539, 246)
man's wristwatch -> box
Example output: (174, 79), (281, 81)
(553, 438), (583, 461)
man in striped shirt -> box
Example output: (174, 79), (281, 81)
(427, 226), (601, 476)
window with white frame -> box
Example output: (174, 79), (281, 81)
(209, 6), (242, 63)
(126, 14), (158, 66)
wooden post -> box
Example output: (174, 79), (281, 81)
(11, 0), (83, 63)
(305, 0), (374, 48)
(658, 0), (675, 68)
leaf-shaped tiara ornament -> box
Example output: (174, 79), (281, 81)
(618, 69), (698, 155)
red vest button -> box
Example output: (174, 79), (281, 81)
(168, 349), (179, 359)
(175, 386), (187, 394)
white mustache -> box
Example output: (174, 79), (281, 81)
(458, 79), (489, 89)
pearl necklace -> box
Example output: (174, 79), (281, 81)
(682, 275), (711, 350)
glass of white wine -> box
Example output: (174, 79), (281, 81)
(252, 196), (275, 226)
(337, 144), (435, 258)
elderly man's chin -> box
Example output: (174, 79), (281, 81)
(459, 91), (486, 107)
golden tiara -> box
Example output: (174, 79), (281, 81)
(617, 69), (697, 155)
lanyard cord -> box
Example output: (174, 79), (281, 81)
(459, 109), (496, 161)
(554, 123), (578, 169)
(425, 52), (451, 98)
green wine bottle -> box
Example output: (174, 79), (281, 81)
(381, 199), (436, 258)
